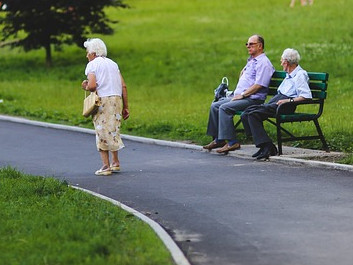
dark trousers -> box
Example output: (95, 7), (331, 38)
(241, 94), (295, 147)
(206, 97), (263, 141)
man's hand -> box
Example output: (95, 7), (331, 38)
(276, 99), (291, 105)
(231, 94), (243, 101)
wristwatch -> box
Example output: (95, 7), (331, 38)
(290, 98), (294, 102)
(241, 92), (246, 98)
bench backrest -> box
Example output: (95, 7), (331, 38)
(268, 70), (329, 99)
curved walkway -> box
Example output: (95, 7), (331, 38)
(1, 115), (353, 265)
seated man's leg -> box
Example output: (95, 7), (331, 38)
(216, 98), (263, 153)
(247, 93), (289, 143)
(206, 98), (231, 139)
(218, 98), (263, 141)
(247, 105), (275, 147)
(245, 104), (278, 158)
(245, 94), (290, 158)
(241, 105), (261, 137)
(204, 99), (231, 150)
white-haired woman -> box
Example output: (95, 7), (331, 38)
(241, 48), (312, 159)
(81, 38), (129, 176)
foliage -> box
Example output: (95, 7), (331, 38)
(0, 0), (127, 65)
(338, 154), (353, 165)
(0, 167), (173, 265)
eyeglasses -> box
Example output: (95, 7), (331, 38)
(245, 42), (259, 47)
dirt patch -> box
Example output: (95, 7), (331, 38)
(301, 154), (347, 163)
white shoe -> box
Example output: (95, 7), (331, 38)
(110, 164), (120, 173)
(95, 167), (112, 176)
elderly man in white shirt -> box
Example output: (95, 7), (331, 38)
(241, 48), (312, 160)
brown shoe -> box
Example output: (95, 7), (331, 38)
(203, 140), (226, 150)
(216, 142), (241, 154)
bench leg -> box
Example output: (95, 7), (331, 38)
(314, 119), (329, 152)
(276, 121), (283, 155)
(266, 118), (295, 138)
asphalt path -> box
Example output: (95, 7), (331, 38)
(1, 119), (353, 265)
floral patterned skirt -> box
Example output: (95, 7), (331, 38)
(93, 96), (125, 152)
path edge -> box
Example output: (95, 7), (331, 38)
(71, 186), (190, 265)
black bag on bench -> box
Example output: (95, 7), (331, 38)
(213, 77), (230, 102)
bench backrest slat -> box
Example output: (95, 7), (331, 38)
(308, 72), (329, 81)
(311, 91), (327, 99)
(271, 71), (287, 79)
(309, 82), (327, 91)
(269, 80), (283, 87)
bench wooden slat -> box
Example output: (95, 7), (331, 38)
(274, 71), (328, 81)
(309, 82), (327, 91)
(308, 72), (329, 81)
(269, 80), (283, 87)
(311, 91), (327, 99)
(279, 113), (317, 122)
(271, 71), (287, 78)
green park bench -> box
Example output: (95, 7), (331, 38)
(233, 70), (329, 155)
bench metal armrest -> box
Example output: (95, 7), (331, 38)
(275, 99), (324, 120)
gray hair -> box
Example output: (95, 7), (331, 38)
(281, 48), (300, 65)
(83, 38), (107, 57)
(256, 34), (265, 49)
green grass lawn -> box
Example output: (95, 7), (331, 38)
(0, 1), (352, 262)
(0, 167), (174, 265)
(0, 0), (352, 155)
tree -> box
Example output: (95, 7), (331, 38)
(0, 0), (127, 66)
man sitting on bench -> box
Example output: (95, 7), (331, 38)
(203, 34), (275, 154)
(241, 48), (312, 160)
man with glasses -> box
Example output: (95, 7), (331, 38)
(203, 34), (275, 154)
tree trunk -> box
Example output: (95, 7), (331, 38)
(45, 43), (52, 67)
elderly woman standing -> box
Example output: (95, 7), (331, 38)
(81, 38), (129, 176)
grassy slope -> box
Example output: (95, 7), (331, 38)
(0, 167), (173, 265)
(0, 0), (352, 152)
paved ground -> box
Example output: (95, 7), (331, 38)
(1, 116), (353, 265)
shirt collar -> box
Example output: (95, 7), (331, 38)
(248, 53), (266, 62)
(287, 65), (302, 78)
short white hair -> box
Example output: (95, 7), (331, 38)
(83, 38), (107, 57)
(281, 48), (300, 65)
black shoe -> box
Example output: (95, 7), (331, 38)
(256, 150), (270, 160)
(257, 143), (277, 160)
(252, 148), (263, 158)
(270, 144), (278, 156)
